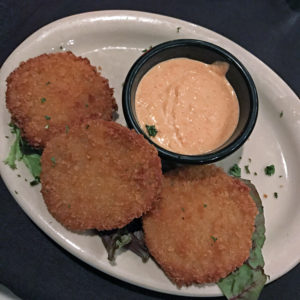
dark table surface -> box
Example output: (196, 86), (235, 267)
(1, 1), (299, 299)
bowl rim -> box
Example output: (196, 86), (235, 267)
(122, 39), (258, 164)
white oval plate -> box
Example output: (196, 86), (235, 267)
(0, 11), (299, 297)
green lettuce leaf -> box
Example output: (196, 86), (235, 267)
(4, 124), (22, 168)
(23, 153), (41, 181)
(217, 179), (267, 300)
(4, 123), (42, 182)
(99, 219), (149, 262)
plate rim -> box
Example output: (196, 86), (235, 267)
(0, 9), (299, 298)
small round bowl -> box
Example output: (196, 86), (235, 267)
(122, 39), (258, 164)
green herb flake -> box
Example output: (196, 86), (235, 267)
(17, 174), (21, 177)
(51, 157), (56, 166)
(204, 204), (207, 208)
(145, 125), (158, 137)
(14, 190), (18, 194)
(46, 81), (51, 85)
(274, 192), (278, 199)
(67, 204), (71, 209)
(229, 164), (241, 177)
(5, 136), (9, 138)
(244, 165), (250, 174)
(181, 207), (185, 212)
(41, 97), (46, 103)
(45, 115), (51, 120)
(30, 179), (40, 186)
(65, 125), (70, 134)
(280, 111), (283, 118)
(142, 46), (152, 53)
(86, 124), (90, 130)
(211, 236), (218, 242)
(254, 172), (258, 176)
(176, 26), (181, 33)
(85, 103), (89, 108)
(264, 165), (275, 176)
(248, 158), (252, 163)
(279, 175), (283, 178)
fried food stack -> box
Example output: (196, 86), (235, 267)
(6, 51), (257, 287)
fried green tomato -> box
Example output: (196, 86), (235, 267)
(143, 165), (258, 286)
(40, 119), (162, 231)
(6, 51), (117, 148)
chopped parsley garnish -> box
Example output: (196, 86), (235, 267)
(254, 172), (258, 176)
(142, 46), (153, 53)
(279, 175), (283, 178)
(211, 236), (218, 242)
(244, 165), (250, 174)
(229, 164), (241, 177)
(14, 190), (18, 194)
(264, 165), (275, 176)
(46, 81), (51, 85)
(274, 192), (278, 199)
(181, 207), (185, 212)
(30, 179), (40, 186)
(5, 136), (9, 138)
(204, 204), (207, 208)
(45, 115), (51, 120)
(248, 158), (252, 163)
(51, 157), (56, 166)
(41, 97), (46, 103)
(65, 125), (70, 134)
(85, 103), (89, 108)
(280, 111), (283, 118)
(86, 124), (90, 130)
(145, 125), (158, 137)
(176, 26), (181, 33)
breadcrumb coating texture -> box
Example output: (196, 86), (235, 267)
(6, 51), (117, 147)
(41, 119), (162, 231)
(143, 165), (257, 286)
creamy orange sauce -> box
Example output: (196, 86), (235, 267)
(135, 58), (239, 155)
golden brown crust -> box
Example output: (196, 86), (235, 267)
(40, 119), (162, 231)
(6, 51), (117, 148)
(143, 165), (257, 286)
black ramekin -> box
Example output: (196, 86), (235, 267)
(122, 39), (258, 164)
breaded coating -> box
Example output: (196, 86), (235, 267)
(6, 51), (117, 148)
(143, 165), (258, 286)
(40, 119), (162, 231)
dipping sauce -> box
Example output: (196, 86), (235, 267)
(135, 58), (239, 155)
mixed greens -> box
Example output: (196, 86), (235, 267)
(99, 219), (149, 262)
(4, 123), (42, 185)
(217, 179), (267, 300)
